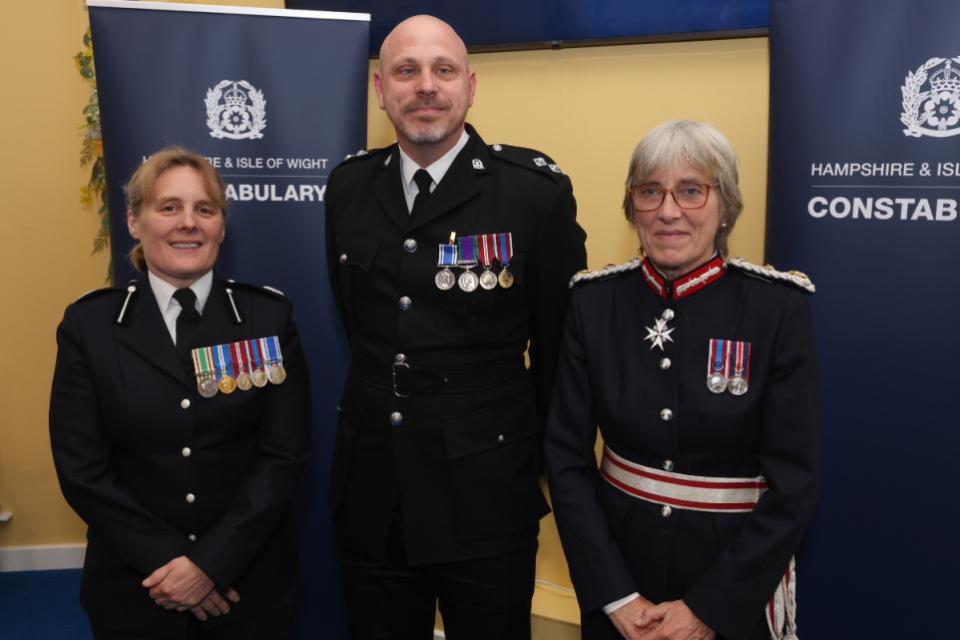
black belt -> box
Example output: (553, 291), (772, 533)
(351, 354), (525, 397)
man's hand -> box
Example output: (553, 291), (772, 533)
(187, 588), (241, 621)
(636, 600), (715, 640)
(142, 556), (215, 609)
(608, 596), (657, 640)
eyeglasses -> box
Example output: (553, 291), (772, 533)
(632, 181), (715, 212)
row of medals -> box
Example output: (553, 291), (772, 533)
(436, 265), (514, 292)
(197, 360), (286, 398)
(707, 370), (748, 396)
(194, 345), (287, 398)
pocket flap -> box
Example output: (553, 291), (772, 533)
(444, 400), (538, 459)
(336, 233), (379, 271)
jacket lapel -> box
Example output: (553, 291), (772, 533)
(116, 278), (190, 387)
(192, 281), (245, 352)
(373, 148), (413, 233)
(407, 130), (489, 233)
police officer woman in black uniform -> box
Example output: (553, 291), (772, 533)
(547, 121), (821, 640)
(50, 146), (310, 639)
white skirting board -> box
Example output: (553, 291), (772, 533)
(0, 544), (86, 572)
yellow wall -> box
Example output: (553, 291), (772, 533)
(2, 1), (767, 632)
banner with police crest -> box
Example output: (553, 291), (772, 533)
(767, 1), (960, 636)
(87, 1), (368, 637)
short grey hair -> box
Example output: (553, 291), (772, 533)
(622, 120), (743, 258)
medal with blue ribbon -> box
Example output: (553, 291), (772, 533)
(435, 241), (458, 291)
(249, 338), (268, 387)
(216, 343), (237, 394)
(706, 339), (729, 394)
(495, 232), (515, 288)
(261, 336), (286, 385)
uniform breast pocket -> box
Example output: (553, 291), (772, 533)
(443, 396), (548, 542)
(335, 233), (379, 328)
(468, 252), (527, 335)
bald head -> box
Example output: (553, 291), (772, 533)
(379, 15), (469, 72)
(373, 14), (477, 166)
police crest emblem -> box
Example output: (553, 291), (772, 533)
(901, 57), (960, 138)
(205, 80), (267, 140)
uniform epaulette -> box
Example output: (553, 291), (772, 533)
(569, 258), (643, 288)
(726, 257), (815, 293)
(73, 286), (122, 305)
(226, 280), (286, 299)
(489, 143), (565, 181)
(340, 145), (390, 164)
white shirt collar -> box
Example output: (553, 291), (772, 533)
(148, 270), (214, 314)
(148, 270), (214, 344)
(398, 130), (470, 212)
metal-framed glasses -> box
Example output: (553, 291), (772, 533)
(632, 181), (715, 212)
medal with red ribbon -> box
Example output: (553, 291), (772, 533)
(495, 232), (515, 288)
(477, 233), (498, 290)
(231, 341), (252, 391)
(727, 341), (751, 396)
(706, 338), (730, 394)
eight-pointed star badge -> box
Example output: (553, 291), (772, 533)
(644, 317), (675, 351)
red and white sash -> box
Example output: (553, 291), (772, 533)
(601, 445), (799, 640)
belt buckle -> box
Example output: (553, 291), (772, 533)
(392, 361), (410, 398)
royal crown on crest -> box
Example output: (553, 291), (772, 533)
(205, 79), (267, 141)
(901, 56), (960, 138)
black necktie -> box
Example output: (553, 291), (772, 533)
(173, 288), (200, 364)
(411, 169), (433, 217)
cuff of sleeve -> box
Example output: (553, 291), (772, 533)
(602, 592), (640, 614)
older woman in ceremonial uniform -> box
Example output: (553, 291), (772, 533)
(546, 121), (821, 640)
(49, 146), (310, 639)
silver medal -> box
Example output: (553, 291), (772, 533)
(727, 375), (748, 396)
(706, 372), (727, 394)
(479, 269), (498, 290)
(435, 268), (456, 290)
(458, 269), (479, 292)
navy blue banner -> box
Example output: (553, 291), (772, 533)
(89, 2), (369, 637)
(291, 0), (768, 52)
(768, 1), (960, 635)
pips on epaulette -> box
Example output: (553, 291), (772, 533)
(489, 143), (566, 181)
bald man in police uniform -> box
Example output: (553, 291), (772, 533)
(324, 14), (587, 640)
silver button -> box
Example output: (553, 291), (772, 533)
(394, 353), (407, 365)
(403, 238), (418, 253)
(339, 253), (348, 264)
(661, 308), (675, 321)
(185, 493), (196, 504)
(496, 434), (505, 443)
(659, 358), (671, 370)
(188, 534), (197, 542)
(181, 447), (192, 458)
(389, 411), (403, 427)
(662, 459), (674, 472)
(661, 505), (672, 518)
(399, 296), (412, 311)
(660, 408), (673, 421)
(180, 398), (191, 409)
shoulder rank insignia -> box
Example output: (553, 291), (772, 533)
(569, 257), (643, 289)
(726, 257), (815, 293)
(490, 143), (564, 180)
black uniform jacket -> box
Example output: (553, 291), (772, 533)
(49, 276), (311, 635)
(325, 124), (587, 565)
(546, 258), (821, 640)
